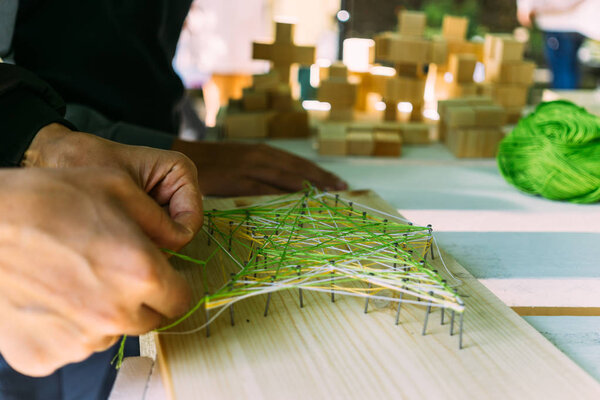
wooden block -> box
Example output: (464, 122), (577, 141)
(480, 83), (528, 108)
(224, 111), (275, 138)
(318, 81), (357, 108)
(462, 96), (494, 106)
(318, 124), (347, 156)
(329, 109), (355, 121)
(449, 53), (477, 83)
(479, 128), (504, 156)
(399, 123), (430, 144)
(446, 127), (504, 158)
(437, 98), (468, 119)
(375, 33), (432, 65)
(373, 131), (402, 156)
(442, 15), (469, 41)
(448, 82), (478, 98)
(473, 105), (506, 127)
(253, 72), (280, 90)
(269, 88), (294, 111)
(395, 63), (424, 78)
(445, 106), (475, 128)
(484, 34), (524, 62)
(275, 22), (293, 43)
(486, 60), (535, 85)
(398, 10), (426, 37)
(329, 62), (349, 79)
(504, 106), (524, 123)
(445, 40), (485, 63)
(496, 38), (525, 62)
(253, 23), (316, 84)
(268, 110), (310, 138)
(242, 89), (269, 111)
(347, 131), (374, 156)
(385, 76), (426, 103)
(430, 38), (448, 65)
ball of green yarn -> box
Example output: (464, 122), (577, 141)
(497, 100), (600, 203)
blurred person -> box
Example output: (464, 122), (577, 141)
(517, 0), (600, 89)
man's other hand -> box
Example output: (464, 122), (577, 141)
(171, 140), (348, 196)
(0, 168), (192, 376)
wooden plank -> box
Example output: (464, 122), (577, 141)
(108, 357), (153, 400)
(151, 191), (600, 400)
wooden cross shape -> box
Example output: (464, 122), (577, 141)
(253, 22), (315, 84)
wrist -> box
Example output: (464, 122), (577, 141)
(22, 123), (72, 167)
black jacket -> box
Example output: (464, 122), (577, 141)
(0, 0), (192, 167)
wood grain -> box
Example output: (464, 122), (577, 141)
(150, 191), (600, 399)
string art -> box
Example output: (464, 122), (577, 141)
(114, 187), (467, 367)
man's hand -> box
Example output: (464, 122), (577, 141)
(25, 123), (203, 250)
(171, 139), (348, 196)
(0, 168), (192, 377)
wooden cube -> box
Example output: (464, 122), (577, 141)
(224, 111), (275, 138)
(484, 34), (524, 62)
(486, 60), (535, 85)
(400, 123), (430, 144)
(430, 38), (448, 65)
(253, 72), (280, 90)
(449, 53), (477, 83)
(318, 124), (347, 156)
(385, 76), (426, 103)
(375, 34), (431, 64)
(474, 105), (506, 127)
(318, 80), (357, 108)
(446, 127), (504, 158)
(373, 132), (402, 157)
(448, 82), (478, 98)
(242, 89), (269, 111)
(268, 110), (309, 137)
(399, 10), (427, 37)
(442, 16), (468, 41)
(347, 131), (375, 156)
(446, 106), (476, 128)
(329, 62), (349, 79)
(480, 84), (528, 108)
(269, 89), (293, 111)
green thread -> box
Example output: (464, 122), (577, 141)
(114, 186), (465, 367)
(498, 100), (600, 203)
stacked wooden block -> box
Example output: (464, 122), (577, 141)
(481, 34), (534, 122)
(374, 10), (446, 122)
(221, 22), (315, 139)
(317, 121), (431, 157)
(318, 62), (358, 121)
(437, 96), (506, 158)
(432, 15), (484, 100)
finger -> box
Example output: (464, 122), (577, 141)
(113, 175), (195, 250)
(132, 245), (193, 320)
(236, 179), (288, 196)
(119, 304), (165, 335)
(146, 159), (204, 238)
(256, 146), (347, 190)
(92, 228), (192, 321)
(244, 166), (307, 192)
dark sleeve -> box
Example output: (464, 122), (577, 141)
(0, 63), (76, 167)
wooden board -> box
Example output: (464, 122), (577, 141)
(149, 191), (600, 399)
